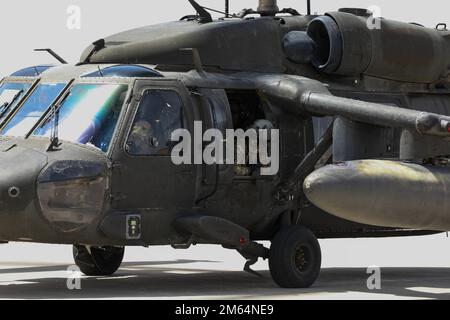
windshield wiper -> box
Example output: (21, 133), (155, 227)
(0, 102), (7, 112)
(39, 89), (71, 129)
(39, 89), (71, 152)
(47, 103), (61, 151)
(0, 90), (23, 119)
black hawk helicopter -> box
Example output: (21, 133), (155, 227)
(0, 0), (450, 288)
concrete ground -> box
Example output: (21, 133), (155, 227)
(1, 234), (450, 300)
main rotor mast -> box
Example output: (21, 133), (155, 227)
(257, 0), (312, 16)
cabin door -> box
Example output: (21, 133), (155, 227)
(111, 79), (197, 210)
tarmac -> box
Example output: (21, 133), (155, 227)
(1, 236), (450, 300)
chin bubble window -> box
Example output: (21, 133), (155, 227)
(126, 89), (183, 156)
(37, 160), (108, 233)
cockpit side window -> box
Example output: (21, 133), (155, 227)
(126, 89), (183, 156)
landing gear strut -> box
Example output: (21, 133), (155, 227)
(269, 226), (321, 288)
(73, 245), (125, 276)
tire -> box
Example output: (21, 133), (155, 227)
(73, 245), (125, 276)
(269, 226), (321, 288)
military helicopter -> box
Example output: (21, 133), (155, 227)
(1, 0), (450, 289)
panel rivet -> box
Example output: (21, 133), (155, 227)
(8, 187), (20, 198)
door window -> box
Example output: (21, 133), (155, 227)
(126, 89), (183, 156)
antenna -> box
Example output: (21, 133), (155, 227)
(187, 0), (213, 23)
(307, 0), (311, 15)
(34, 48), (68, 64)
(97, 65), (104, 77)
(225, 0), (229, 16)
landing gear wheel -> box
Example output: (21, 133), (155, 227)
(269, 226), (321, 288)
(73, 245), (125, 276)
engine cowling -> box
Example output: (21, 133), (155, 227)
(284, 11), (450, 83)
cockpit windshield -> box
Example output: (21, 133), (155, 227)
(2, 83), (66, 137)
(33, 83), (129, 152)
(0, 82), (32, 124)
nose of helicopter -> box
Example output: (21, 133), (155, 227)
(0, 138), (111, 242)
(0, 144), (48, 204)
(0, 142), (48, 239)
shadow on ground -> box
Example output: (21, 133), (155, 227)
(0, 260), (450, 299)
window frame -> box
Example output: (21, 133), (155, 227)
(0, 76), (134, 156)
(114, 78), (195, 163)
(29, 77), (134, 156)
(1, 80), (70, 136)
(124, 88), (185, 157)
(0, 76), (39, 128)
(30, 80), (132, 153)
